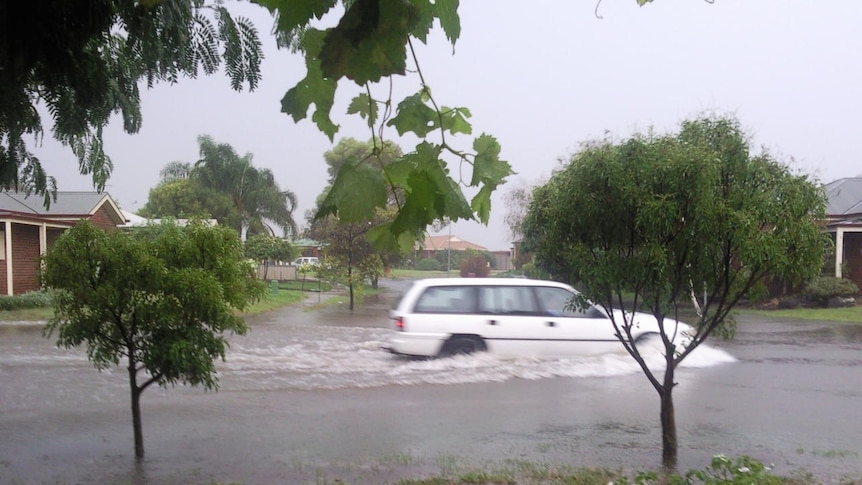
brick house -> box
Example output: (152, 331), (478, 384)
(0, 191), (124, 295)
(824, 178), (862, 289)
(418, 235), (487, 260)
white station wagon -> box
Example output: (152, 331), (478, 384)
(385, 278), (691, 358)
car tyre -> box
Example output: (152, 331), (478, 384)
(441, 336), (486, 357)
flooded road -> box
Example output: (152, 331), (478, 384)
(1, 280), (861, 484)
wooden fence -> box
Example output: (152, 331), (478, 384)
(256, 264), (296, 281)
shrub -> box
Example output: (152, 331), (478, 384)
(459, 256), (490, 277)
(803, 276), (859, 307)
(0, 290), (56, 311)
(416, 258), (442, 271)
(521, 262), (550, 280)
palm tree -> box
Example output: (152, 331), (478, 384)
(159, 161), (192, 182)
(193, 135), (298, 239)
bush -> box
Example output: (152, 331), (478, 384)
(0, 290), (56, 311)
(416, 258), (442, 271)
(459, 256), (490, 277)
(803, 276), (859, 307)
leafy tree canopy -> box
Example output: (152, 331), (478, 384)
(4, 0), (661, 242)
(1, 0), (263, 206)
(42, 220), (266, 458)
(521, 114), (827, 466)
(141, 135), (298, 238)
(244, 233), (297, 264)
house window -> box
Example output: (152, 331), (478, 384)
(0, 230), (5, 259)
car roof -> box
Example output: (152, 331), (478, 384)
(410, 278), (572, 289)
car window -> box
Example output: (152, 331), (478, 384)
(413, 286), (475, 314)
(534, 286), (603, 318)
(478, 286), (538, 315)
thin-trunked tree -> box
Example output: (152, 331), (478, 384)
(42, 220), (266, 459)
(521, 115), (827, 468)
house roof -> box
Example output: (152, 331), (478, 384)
(118, 209), (217, 228)
(825, 178), (862, 217)
(0, 191), (125, 225)
(421, 235), (487, 252)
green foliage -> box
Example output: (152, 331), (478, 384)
(677, 455), (785, 485)
(142, 136), (299, 238)
(41, 220), (265, 457)
(1, 1), (263, 205)
(193, 135), (299, 237)
(521, 114), (827, 465)
(137, 178), (235, 224)
(244, 233), (297, 264)
(416, 258), (442, 271)
(0, 290), (56, 311)
(459, 256), (490, 278)
(273, 1), (513, 250)
(432, 248), (492, 271)
(803, 276), (859, 307)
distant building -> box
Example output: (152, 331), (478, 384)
(418, 235), (487, 260)
(824, 177), (862, 288)
(0, 191), (124, 295)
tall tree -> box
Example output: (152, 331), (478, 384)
(521, 115), (827, 468)
(137, 178), (237, 226)
(1, 0), (263, 205)
(42, 220), (266, 459)
(308, 139), (407, 309)
(194, 135), (298, 238)
(307, 208), (396, 310)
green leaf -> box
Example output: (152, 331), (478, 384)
(317, 162), (388, 223)
(390, 142), (472, 234)
(408, 0), (435, 43)
(319, 0), (420, 84)
(471, 184), (494, 224)
(367, 221), (420, 253)
(470, 134), (512, 186)
(435, 0), (461, 45)
(252, 0), (337, 33)
(281, 29), (339, 139)
(347, 93), (378, 127)
(439, 106), (471, 136)
(386, 92), (438, 137)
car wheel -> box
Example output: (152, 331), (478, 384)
(634, 332), (661, 349)
(441, 337), (486, 357)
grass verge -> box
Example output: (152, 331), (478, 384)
(740, 305), (862, 324)
(0, 307), (53, 321)
(241, 289), (306, 314)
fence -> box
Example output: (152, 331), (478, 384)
(256, 264), (296, 281)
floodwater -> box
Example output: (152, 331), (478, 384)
(1, 280), (861, 484)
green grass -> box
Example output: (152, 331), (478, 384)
(388, 268), (458, 279)
(0, 307), (53, 321)
(241, 289), (306, 315)
(741, 305), (862, 324)
(279, 279), (332, 292)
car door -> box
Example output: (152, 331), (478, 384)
(533, 286), (619, 357)
(476, 285), (547, 357)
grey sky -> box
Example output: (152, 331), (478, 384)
(33, 1), (862, 251)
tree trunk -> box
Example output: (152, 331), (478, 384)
(128, 364), (145, 458)
(660, 370), (677, 469)
(348, 282), (355, 311)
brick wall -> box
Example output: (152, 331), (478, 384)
(89, 205), (118, 231)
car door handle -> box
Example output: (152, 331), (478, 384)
(546, 321), (556, 327)
(488, 320), (498, 326)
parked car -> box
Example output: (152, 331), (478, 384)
(384, 278), (693, 358)
(291, 256), (319, 267)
